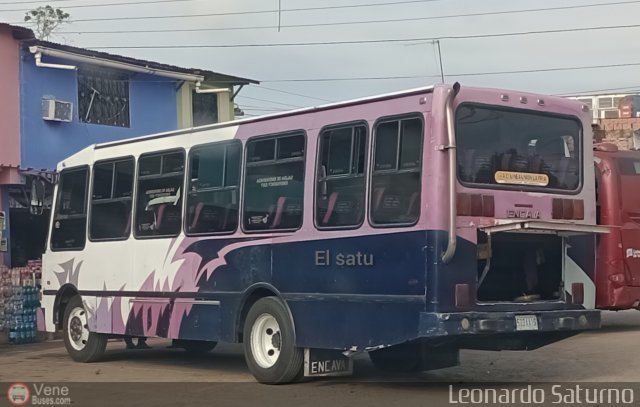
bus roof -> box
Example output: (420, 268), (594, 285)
(59, 83), (587, 170)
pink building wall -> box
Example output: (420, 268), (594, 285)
(0, 24), (22, 266)
(0, 24), (21, 169)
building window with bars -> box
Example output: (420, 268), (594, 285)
(78, 68), (130, 127)
(192, 91), (219, 127)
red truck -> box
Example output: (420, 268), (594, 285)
(595, 143), (640, 309)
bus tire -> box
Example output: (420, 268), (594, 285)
(243, 297), (303, 384)
(368, 343), (424, 373)
(174, 339), (217, 354)
(63, 295), (107, 363)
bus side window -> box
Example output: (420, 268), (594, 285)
(316, 124), (367, 228)
(243, 133), (306, 232)
(90, 158), (134, 241)
(51, 167), (89, 250)
(186, 142), (241, 235)
(370, 117), (424, 226)
(135, 151), (185, 238)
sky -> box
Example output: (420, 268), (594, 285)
(2, 0), (640, 116)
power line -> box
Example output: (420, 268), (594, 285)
(0, 0), (88, 5)
(237, 95), (305, 108)
(554, 85), (640, 96)
(448, 62), (640, 77)
(259, 75), (429, 83)
(9, 0), (446, 23)
(256, 62), (640, 83)
(243, 108), (290, 112)
(0, 0), (196, 13)
(254, 85), (334, 103)
(53, 0), (640, 35)
(83, 22), (640, 49)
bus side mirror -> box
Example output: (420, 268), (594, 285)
(30, 179), (45, 216)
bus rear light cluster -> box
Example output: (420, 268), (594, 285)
(457, 193), (495, 217)
(455, 284), (471, 307)
(571, 283), (584, 305)
(609, 273), (626, 284)
(552, 199), (584, 220)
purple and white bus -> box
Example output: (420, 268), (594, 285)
(41, 83), (606, 383)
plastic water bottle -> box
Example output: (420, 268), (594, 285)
(26, 322), (32, 343)
(21, 321), (27, 344)
(8, 319), (16, 344)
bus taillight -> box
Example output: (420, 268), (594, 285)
(457, 193), (495, 217)
(552, 199), (584, 220)
(571, 283), (584, 305)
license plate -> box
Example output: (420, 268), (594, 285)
(515, 315), (539, 331)
(304, 348), (353, 377)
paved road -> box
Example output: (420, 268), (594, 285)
(1, 311), (639, 406)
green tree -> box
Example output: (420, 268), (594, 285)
(24, 5), (70, 40)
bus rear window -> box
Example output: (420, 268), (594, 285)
(456, 104), (582, 192)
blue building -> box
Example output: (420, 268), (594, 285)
(0, 24), (257, 267)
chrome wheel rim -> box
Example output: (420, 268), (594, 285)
(68, 306), (89, 351)
(250, 313), (282, 369)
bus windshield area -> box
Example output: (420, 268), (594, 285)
(615, 157), (640, 209)
(456, 104), (582, 192)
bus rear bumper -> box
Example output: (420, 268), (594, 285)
(418, 309), (601, 338)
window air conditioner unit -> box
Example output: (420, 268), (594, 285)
(42, 99), (73, 122)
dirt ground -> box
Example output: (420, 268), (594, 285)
(1, 311), (639, 406)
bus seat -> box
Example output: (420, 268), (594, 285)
(322, 192), (339, 225)
(124, 212), (132, 236)
(190, 202), (205, 231)
(462, 149), (476, 182)
(473, 152), (492, 183)
(154, 204), (168, 232)
(555, 157), (578, 189)
(270, 196), (287, 228)
(528, 155), (543, 173)
(221, 202), (235, 231)
(501, 153), (513, 171)
(406, 191), (420, 217)
(373, 187), (386, 211)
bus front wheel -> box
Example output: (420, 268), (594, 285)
(63, 295), (107, 363)
(243, 297), (303, 384)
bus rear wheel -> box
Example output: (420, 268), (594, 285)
(63, 295), (107, 363)
(243, 297), (303, 384)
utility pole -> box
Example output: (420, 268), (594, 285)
(434, 39), (445, 83)
(278, 0), (282, 32)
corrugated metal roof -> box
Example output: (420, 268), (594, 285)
(1, 22), (258, 85)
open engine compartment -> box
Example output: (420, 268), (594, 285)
(477, 231), (563, 302)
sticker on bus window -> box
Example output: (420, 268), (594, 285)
(494, 171), (549, 187)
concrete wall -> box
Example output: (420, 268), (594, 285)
(0, 27), (21, 168)
(594, 118), (640, 150)
(20, 47), (180, 170)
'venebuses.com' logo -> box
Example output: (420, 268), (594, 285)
(7, 383), (30, 406)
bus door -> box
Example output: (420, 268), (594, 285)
(616, 156), (640, 286)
